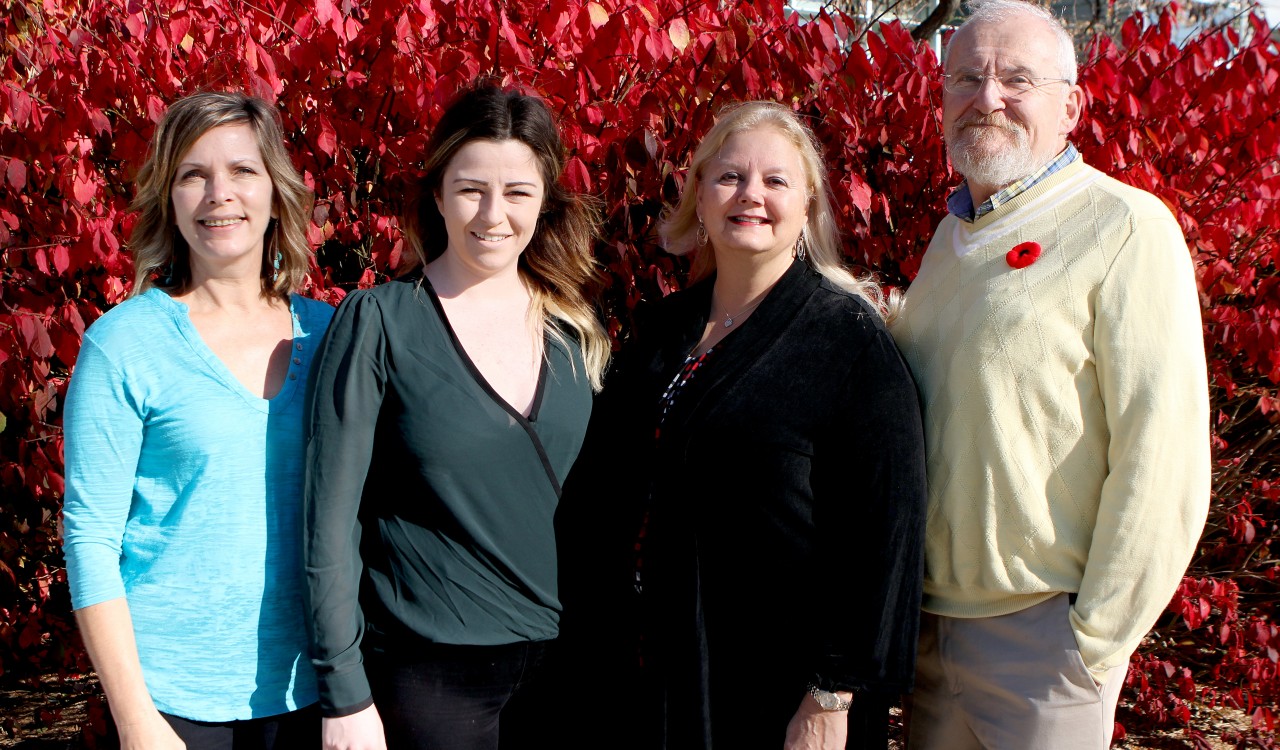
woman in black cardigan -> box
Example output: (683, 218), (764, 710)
(558, 102), (927, 750)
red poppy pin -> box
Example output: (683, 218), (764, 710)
(1006, 241), (1042, 269)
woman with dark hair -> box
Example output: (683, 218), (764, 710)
(62, 90), (330, 749)
(303, 83), (608, 750)
(560, 101), (927, 750)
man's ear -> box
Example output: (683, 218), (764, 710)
(1061, 84), (1084, 137)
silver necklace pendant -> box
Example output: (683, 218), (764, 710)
(723, 316), (734, 328)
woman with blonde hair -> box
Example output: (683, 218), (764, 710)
(303, 83), (608, 750)
(62, 90), (331, 749)
(561, 101), (927, 750)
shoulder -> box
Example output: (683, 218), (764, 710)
(292, 294), (336, 329)
(643, 278), (710, 323)
(321, 277), (449, 353)
(1077, 164), (1191, 279)
(807, 274), (890, 340)
(330, 277), (421, 320)
(82, 289), (175, 353)
(624, 278), (710, 346)
(1082, 163), (1181, 226)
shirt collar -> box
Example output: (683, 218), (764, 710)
(947, 144), (1081, 222)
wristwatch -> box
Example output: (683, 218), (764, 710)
(806, 683), (853, 711)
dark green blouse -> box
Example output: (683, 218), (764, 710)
(302, 275), (592, 716)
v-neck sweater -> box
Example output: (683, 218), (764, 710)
(303, 274), (592, 716)
(62, 287), (333, 720)
(891, 158), (1210, 676)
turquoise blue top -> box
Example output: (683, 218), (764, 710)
(62, 287), (333, 721)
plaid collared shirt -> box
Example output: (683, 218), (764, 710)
(947, 144), (1081, 222)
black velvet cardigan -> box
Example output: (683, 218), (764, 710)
(556, 260), (928, 749)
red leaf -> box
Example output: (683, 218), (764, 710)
(564, 157), (591, 192)
(18, 315), (55, 359)
(317, 116), (338, 158)
(847, 174), (872, 215)
(6, 159), (26, 191)
(52, 246), (69, 275)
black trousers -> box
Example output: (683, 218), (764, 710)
(103, 704), (320, 750)
(366, 639), (555, 750)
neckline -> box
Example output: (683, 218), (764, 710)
(150, 288), (304, 413)
(416, 276), (550, 423)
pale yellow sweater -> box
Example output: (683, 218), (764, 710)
(891, 158), (1210, 678)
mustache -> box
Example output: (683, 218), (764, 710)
(953, 114), (1024, 135)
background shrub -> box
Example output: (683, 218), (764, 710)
(1, 0), (1276, 743)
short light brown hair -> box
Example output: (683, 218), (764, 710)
(129, 91), (313, 299)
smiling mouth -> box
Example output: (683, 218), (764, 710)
(471, 231), (512, 242)
(199, 218), (244, 228)
(730, 216), (771, 226)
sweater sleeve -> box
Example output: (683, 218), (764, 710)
(813, 325), (929, 694)
(303, 290), (388, 716)
(1072, 208), (1211, 677)
(61, 335), (145, 611)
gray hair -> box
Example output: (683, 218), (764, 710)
(946, 0), (1078, 84)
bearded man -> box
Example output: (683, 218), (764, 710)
(890, 1), (1211, 747)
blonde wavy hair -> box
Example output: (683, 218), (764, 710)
(660, 101), (892, 320)
(401, 84), (610, 390)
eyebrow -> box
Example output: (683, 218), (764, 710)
(712, 161), (795, 175)
(451, 176), (540, 188)
(175, 156), (265, 170)
(950, 64), (1037, 75)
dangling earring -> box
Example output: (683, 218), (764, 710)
(794, 226), (808, 262)
(159, 260), (174, 286)
(270, 219), (282, 283)
(696, 217), (708, 247)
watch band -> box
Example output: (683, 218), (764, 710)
(806, 682), (853, 711)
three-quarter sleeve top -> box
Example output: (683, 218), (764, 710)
(303, 274), (592, 717)
(61, 288), (332, 721)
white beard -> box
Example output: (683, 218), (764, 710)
(946, 116), (1040, 192)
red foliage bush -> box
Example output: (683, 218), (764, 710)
(1, 0), (1276, 743)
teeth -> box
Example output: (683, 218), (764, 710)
(200, 218), (242, 227)
(472, 232), (511, 242)
(733, 217), (767, 224)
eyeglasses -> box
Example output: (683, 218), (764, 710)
(941, 72), (1072, 95)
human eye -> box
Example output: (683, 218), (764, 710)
(766, 175), (790, 188)
(717, 171), (741, 184)
(176, 168), (203, 183)
(1003, 74), (1035, 91)
(951, 72), (984, 91)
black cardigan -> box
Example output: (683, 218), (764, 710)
(557, 260), (927, 749)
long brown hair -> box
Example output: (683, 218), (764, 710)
(402, 84), (609, 389)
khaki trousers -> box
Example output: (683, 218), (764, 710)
(906, 594), (1128, 750)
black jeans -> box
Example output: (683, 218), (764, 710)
(366, 639), (555, 750)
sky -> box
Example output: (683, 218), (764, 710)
(1260, 0), (1280, 26)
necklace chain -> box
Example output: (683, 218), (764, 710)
(718, 297), (764, 328)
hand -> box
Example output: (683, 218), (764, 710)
(783, 691), (850, 750)
(115, 710), (185, 750)
(322, 705), (387, 750)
